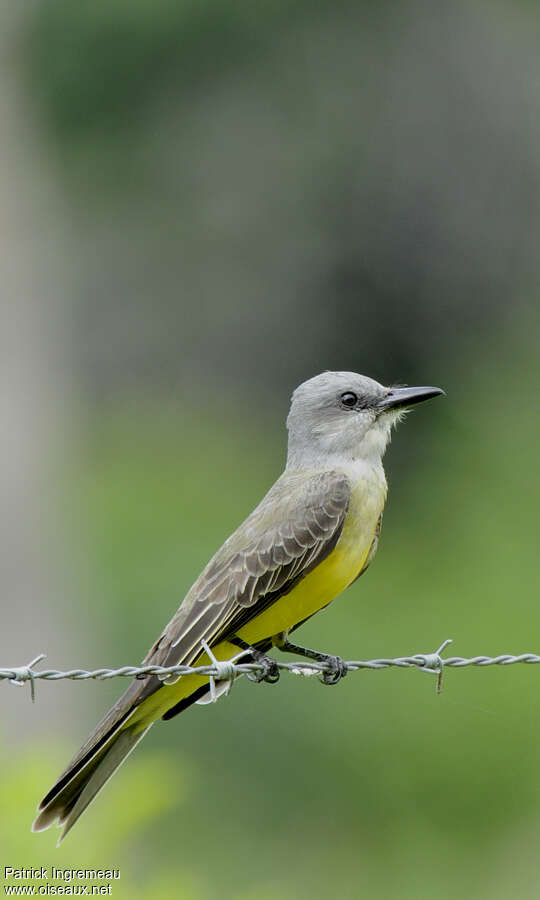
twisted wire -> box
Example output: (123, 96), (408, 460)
(2, 642), (540, 702)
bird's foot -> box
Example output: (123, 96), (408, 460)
(318, 654), (348, 685)
(248, 654), (280, 684)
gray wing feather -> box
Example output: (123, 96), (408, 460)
(147, 470), (350, 676)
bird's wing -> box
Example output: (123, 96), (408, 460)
(40, 470), (350, 797)
(33, 469), (351, 834)
(35, 468), (350, 830)
(145, 468), (351, 672)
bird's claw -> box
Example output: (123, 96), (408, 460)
(320, 655), (348, 685)
(248, 656), (280, 684)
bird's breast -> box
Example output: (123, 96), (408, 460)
(237, 463), (387, 644)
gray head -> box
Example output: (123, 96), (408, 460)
(286, 371), (443, 468)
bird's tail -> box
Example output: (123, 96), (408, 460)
(33, 717), (151, 844)
(31, 674), (156, 846)
(33, 643), (223, 841)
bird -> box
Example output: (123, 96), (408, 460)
(33, 371), (443, 842)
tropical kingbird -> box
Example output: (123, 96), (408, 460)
(33, 371), (443, 841)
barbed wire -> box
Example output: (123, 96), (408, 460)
(2, 640), (540, 703)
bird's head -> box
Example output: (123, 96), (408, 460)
(286, 371), (443, 468)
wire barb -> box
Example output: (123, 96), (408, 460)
(412, 639), (453, 694)
(198, 640), (254, 702)
(1, 653), (47, 703)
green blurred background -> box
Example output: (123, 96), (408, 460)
(2, 1), (540, 897)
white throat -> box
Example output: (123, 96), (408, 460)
(286, 412), (399, 472)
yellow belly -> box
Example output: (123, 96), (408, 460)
(236, 531), (369, 644)
(133, 477), (385, 728)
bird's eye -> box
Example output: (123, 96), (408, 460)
(340, 391), (358, 409)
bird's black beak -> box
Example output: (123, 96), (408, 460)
(376, 385), (445, 412)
